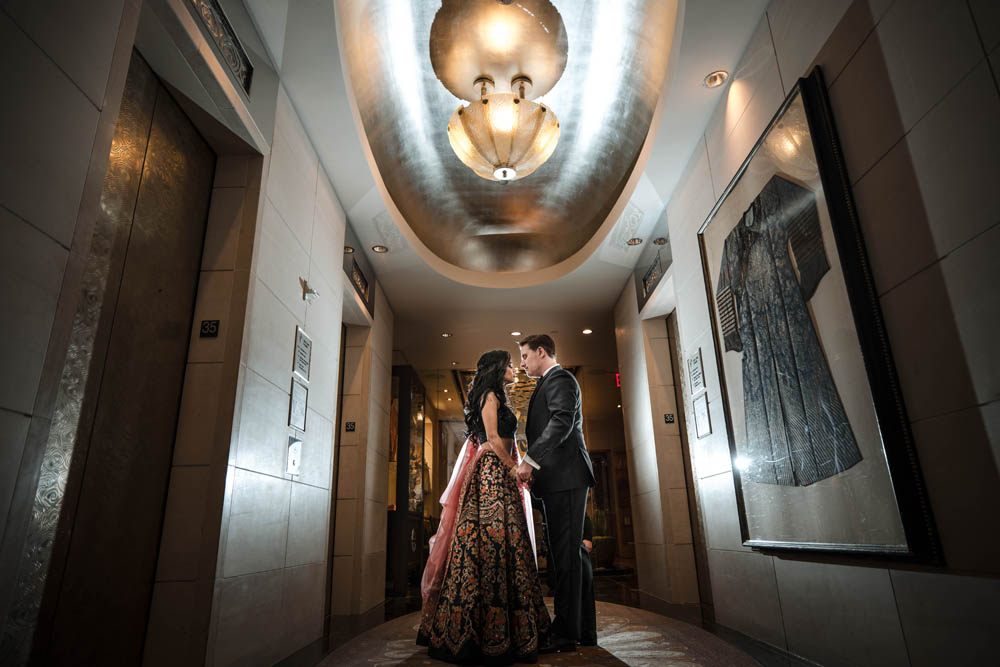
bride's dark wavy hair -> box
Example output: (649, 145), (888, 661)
(464, 349), (511, 435)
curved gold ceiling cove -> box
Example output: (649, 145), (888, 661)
(336, 0), (679, 286)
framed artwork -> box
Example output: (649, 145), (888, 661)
(697, 68), (938, 559)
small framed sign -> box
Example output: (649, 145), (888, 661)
(289, 377), (308, 431)
(693, 393), (712, 439)
(293, 326), (312, 382)
(687, 348), (706, 396)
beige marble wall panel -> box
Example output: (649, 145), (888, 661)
(298, 409), (334, 489)
(0, 210), (70, 414)
(704, 17), (785, 197)
(767, 0), (853, 92)
(774, 559), (908, 667)
(212, 569), (285, 667)
(278, 563), (325, 657)
(222, 468), (291, 578)
(256, 199), (309, 322)
(890, 568), (1000, 666)
(707, 549), (785, 649)
(877, 0), (981, 131)
(0, 12), (101, 248)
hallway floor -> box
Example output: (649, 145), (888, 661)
(319, 598), (757, 666)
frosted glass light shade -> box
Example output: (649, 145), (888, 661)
(447, 93), (560, 182)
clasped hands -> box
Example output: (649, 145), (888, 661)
(515, 460), (534, 486)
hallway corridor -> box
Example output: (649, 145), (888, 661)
(2, 0), (999, 665)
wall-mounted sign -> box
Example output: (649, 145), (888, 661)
(693, 393), (712, 439)
(345, 421), (356, 432)
(289, 377), (308, 431)
(199, 320), (220, 338)
(351, 259), (370, 301)
(663, 413), (675, 424)
(286, 436), (302, 475)
(293, 326), (312, 382)
(687, 348), (706, 396)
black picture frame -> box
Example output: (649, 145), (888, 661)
(696, 68), (939, 561)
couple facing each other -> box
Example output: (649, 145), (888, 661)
(417, 334), (596, 664)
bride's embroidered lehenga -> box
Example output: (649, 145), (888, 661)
(417, 404), (551, 664)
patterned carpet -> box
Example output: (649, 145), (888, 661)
(318, 599), (757, 666)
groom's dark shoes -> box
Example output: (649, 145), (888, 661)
(538, 635), (577, 654)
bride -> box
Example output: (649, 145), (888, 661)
(417, 349), (551, 664)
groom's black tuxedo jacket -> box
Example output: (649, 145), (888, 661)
(525, 366), (595, 495)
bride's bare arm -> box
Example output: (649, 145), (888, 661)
(481, 393), (517, 469)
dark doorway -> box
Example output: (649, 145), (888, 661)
(34, 52), (215, 664)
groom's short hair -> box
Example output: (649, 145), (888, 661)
(518, 334), (556, 359)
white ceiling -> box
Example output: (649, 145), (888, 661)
(242, 0), (768, 416)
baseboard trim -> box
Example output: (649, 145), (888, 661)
(703, 621), (822, 667)
(274, 601), (389, 667)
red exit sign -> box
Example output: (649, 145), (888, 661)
(615, 372), (621, 387)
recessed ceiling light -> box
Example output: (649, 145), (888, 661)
(582, 328), (593, 335)
(441, 332), (453, 338)
(372, 244), (389, 253)
(510, 331), (522, 336)
(344, 246), (355, 254)
(451, 361), (458, 365)
(627, 237), (643, 246)
(617, 404), (621, 408)
(443, 389), (448, 393)
(652, 237), (668, 246)
(447, 397), (452, 401)
(703, 70), (729, 88)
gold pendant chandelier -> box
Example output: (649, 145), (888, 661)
(431, 0), (567, 183)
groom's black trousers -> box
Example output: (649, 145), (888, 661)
(540, 487), (589, 641)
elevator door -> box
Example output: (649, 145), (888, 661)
(41, 53), (215, 664)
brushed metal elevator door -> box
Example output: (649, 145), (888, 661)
(42, 53), (215, 665)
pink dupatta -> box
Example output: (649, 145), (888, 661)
(420, 437), (538, 613)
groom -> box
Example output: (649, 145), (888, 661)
(517, 334), (595, 653)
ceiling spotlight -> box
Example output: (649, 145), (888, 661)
(344, 246), (355, 254)
(451, 361), (458, 365)
(443, 389), (448, 393)
(703, 70), (729, 88)
(441, 332), (453, 338)
(582, 329), (593, 335)
(510, 331), (522, 336)
(652, 237), (668, 246)
(447, 397), (453, 401)
(372, 245), (388, 253)
(627, 238), (643, 246)
(617, 404), (621, 408)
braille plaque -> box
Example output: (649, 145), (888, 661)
(289, 377), (308, 431)
(293, 326), (312, 381)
